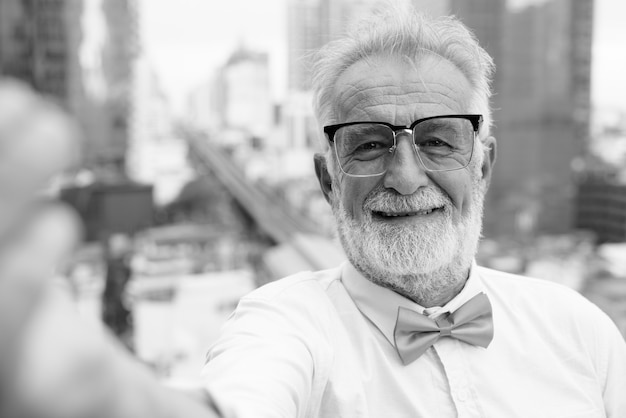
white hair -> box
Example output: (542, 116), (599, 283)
(311, 3), (495, 153)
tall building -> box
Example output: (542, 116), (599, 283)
(576, 176), (626, 243)
(0, 1), (26, 77)
(0, 0), (83, 111)
(411, 0), (594, 237)
(287, 0), (323, 91)
(214, 47), (274, 142)
(127, 56), (172, 180)
(488, 0), (593, 236)
(0, 0), (140, 173)
(410, 0), (449, 16)
(126, 55), (193, 205)
(185, 79), (218, 134)
(97, 0), (139, 170)
(74, 0), (139, 172)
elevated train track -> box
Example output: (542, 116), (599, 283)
(187, 133), (344, 276)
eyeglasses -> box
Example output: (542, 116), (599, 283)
(324, 114), (482, 177)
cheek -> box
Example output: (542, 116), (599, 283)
(432, 172), (474, 214)
(335, 176), (380, 221)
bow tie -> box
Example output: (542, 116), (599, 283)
(393, 293), (494, 365)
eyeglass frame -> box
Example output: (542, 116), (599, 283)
(323, 114), (483, 178)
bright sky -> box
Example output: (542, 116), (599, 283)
(139, 0), (625, 113)
(139, 0), (287, 111)
(591, 0), (626, 112)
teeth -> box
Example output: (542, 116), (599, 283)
(381, 209), (434, 217)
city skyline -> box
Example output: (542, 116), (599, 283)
(138, 0), (286, 112)
(138, 0), (625, 115)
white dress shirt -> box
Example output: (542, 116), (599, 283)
(202, 262), (626, 418)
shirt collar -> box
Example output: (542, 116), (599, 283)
(341, 260), (485, 346)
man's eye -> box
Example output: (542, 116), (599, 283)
(420, 138), (452, 148)
(356, 141), (386, 151)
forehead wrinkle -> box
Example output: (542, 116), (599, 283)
(341, 90), (465, 123)
(414, 78), (471, 112)
(333, 55), (473, 126)
(356, 100), (462, 122)
(336, 79), (468, 122)
(334, 76), (396, 114)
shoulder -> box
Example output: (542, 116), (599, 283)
(204, 270), (344, 416)
(478, 267), (626, 397)
(244, 266), (342, 303)
(238, 267), (343, 321)
(478, 265), (588, 302)
(206, 268), (342, 374)
(221, 266), (343, 338)
(477, 265), (614, 334)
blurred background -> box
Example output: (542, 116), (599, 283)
(0, 0), (624, 387)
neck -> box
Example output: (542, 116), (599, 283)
(393, 270), (469, 307)
(354, 259), (472, 308)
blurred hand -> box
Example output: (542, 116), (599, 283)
(0, 80), (224, 417)
(0, 243), (46, 416)
(12, 281), (115, 418)
(7, 281), (221, 418)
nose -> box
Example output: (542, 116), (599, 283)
(383, 133), (429, 195)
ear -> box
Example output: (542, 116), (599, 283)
(480, 136), (497, 187)
(314, 153), (333, 204)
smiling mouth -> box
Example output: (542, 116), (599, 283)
(372, 207), (443, 218)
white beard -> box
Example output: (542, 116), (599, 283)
(332, 173), (486, 306)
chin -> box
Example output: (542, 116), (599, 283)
(334, 198), (483, 302)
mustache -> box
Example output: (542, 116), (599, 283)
(363, 187), (451, 213)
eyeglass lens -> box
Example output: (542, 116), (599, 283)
(334, 117), (475, 176)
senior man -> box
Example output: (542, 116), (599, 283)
(203, 7), (626, 418)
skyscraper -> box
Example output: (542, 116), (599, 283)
(487, 0), (593, 236)
(576, 177), (626, 243)
(223, 48), (273, 139)
(0, 0), (83, 111)
(98, 0), (139, 170)
(74, 0), (139, 171)
(0, 0), (140, 173)
(287, 0), (323, 91)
